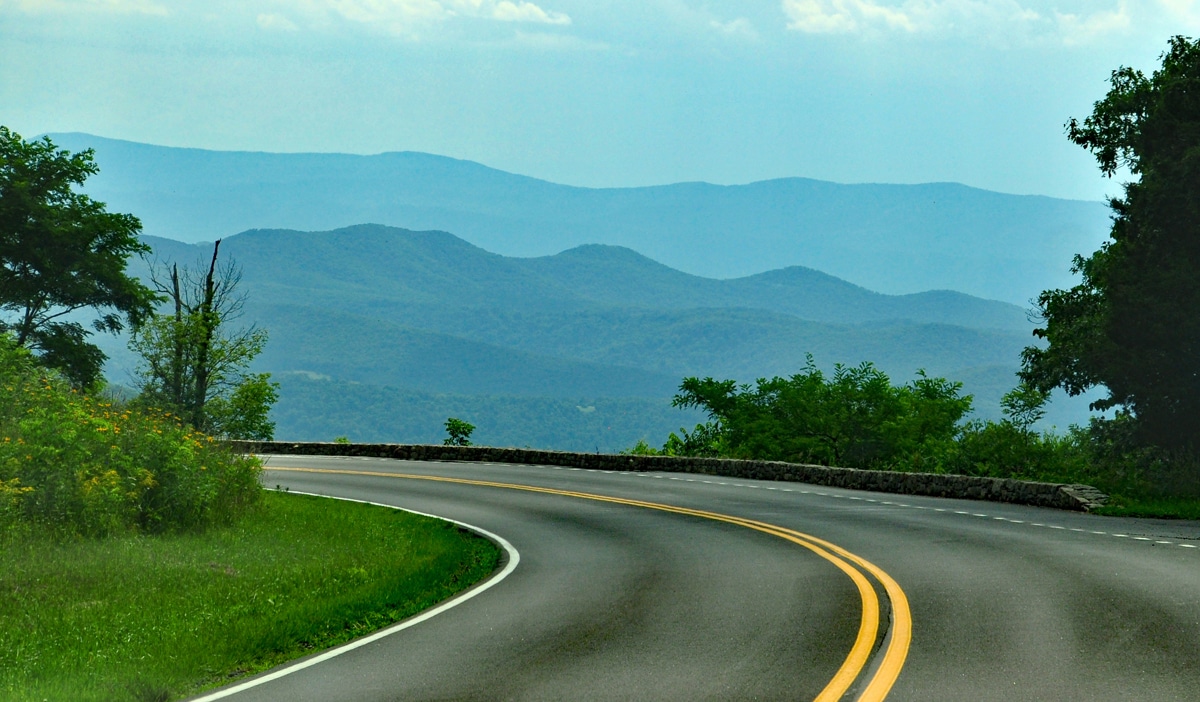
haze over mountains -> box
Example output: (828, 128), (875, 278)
(95, 225), (1094, 449)
(52, 133), (1106, 447)
(51, 133), (1111, 305)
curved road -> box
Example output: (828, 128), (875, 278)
(198, 455), (1200, 701)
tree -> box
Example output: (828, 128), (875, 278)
(0, 127), (157, 387)
(1021, 37), (1200, 449)
(999, 383), (1050, 433)
(444, 417), (475, 446)
(129, 240), (278, 439)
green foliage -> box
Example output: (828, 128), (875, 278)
(999, 382), (1050, 430)
(661, 422), (725, 457)
(0, 127), (157, 387)
(1080, 413), (1200, 499)
(0, 334), (262, 538)
(621, 439), (660, 456)
(672, 356), (972, 470)
(1023, 36), (1200, 451)
(443, 417), (475, 446)
(646, 355), (1198, 511)
(332, 435), (351, 445)
(206, 373), (279, 442)
(938, 380), (1090, 481)
(129, 241), (277, 439)
(947, 421), (1091, 482)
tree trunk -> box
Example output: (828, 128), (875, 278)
(191, 240), (221, 431)
(169, 263), (184, 411)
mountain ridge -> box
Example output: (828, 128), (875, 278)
(136, 225), (1030, 332)
(54, 133), (1110, 304)
(51, 132), (1102, 201)
(88, 224), (1094, 447)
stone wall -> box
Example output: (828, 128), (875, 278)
(232, 441), (1109, 512)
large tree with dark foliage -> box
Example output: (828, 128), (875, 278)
(0, 127), (156, 387)
(1021, 37), (1200, 449)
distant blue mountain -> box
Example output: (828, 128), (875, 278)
(50, 133), (1110, 304)
(90, 225), (1095, 442)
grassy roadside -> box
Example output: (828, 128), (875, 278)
(0, 490), (501, 702)
(1090, 495), (1200, 520)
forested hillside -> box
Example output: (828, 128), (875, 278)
(272, 374), (704, 452)
(93, 225), (1093, 448)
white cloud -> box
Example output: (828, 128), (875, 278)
(1159, 0), (1196, 15)
(1056, 3), (1130, 45)
(322, 0), (449, 29)
(709, 17), (758, 38)
(783, 0), (914, 33)
(262, 0), (570, 35)
(781, 0), (1131, 44)
(257, 11), (300, 30)
(783, 0), (860, 33)
(5, 0), (167, 14)
(1155, 0), (1200, 29)
(491, 0), (569, 25)
(505, 29), (608, 50)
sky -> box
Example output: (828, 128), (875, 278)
(3, 1), (1199, 201)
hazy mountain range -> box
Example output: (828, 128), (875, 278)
(51, 133), (1111, 305)
(93, 225), (1095, 449)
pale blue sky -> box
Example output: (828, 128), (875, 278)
(3, 0), (1198, 200)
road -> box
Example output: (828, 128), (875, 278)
(197, 455), (1200, 701)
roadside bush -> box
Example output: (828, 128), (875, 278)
(1082, 413), (1200, 499)
(661, 422), (725, 457)
(443, 417), (475, 446)
(630, 359), (1199, 511)
(0, 336), (262, 538)
(621, 439), (660, 456)
(948, 420), (1091, 482)
(670, 357), (972, 470)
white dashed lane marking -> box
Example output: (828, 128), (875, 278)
(290, 456), (1200, 549)
(554, 465), (1199, 551)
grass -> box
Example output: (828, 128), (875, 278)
(0, 490), (501, 701)
(1091, 495), (1200, 520)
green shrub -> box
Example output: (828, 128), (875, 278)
(671, 357), (972, 469)
(443, 417), (475, 446)
(661, 422), (725, 457)
(948, 420), (1091, 482)
(1081, 413), (1200, 499)
(647, 358), (1198, 511)
(0, 336), (261, 538)
(620, 439), (660, 456)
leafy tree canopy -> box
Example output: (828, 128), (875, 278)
(672, 356), (972, 470)
(0, 127), (156, 387)
(444, 417), (475, 446)
(1021, 36), (1200, 449)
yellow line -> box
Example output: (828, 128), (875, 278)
(783, 527), (912, 701)
(266, 466), (910, 701)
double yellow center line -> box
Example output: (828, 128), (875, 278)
(267, 466), (911, 701)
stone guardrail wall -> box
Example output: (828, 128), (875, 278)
(233, 441), (1109, 512)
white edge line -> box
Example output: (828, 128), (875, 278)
(188, 490), (520, 701)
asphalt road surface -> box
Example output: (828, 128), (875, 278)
(194, 455), (1200, 701)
